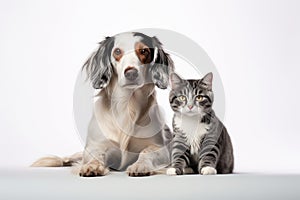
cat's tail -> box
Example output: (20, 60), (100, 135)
(30, 152), (83, 167)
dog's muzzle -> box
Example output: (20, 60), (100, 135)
(124, 67), (138, 81)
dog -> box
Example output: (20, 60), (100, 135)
(32, 32), (174, 177)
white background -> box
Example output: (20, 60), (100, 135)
(0, 0), (299, 173)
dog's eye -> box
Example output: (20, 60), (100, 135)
(140, 49), (148, 55)
(114, 48), (122, 55)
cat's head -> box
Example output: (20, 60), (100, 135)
(169, 72), (214, 116)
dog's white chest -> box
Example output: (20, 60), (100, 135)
(174, 114), (209, 154)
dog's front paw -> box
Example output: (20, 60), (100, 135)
(79, 161), (109, 177)
(200, 166), (217, 175)
(126, 162), (154, 177)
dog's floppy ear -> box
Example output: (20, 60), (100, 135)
(82, 37), (115, 89)
(150, 36), (174, 89)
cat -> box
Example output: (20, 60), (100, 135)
(166, 72), (234, 175)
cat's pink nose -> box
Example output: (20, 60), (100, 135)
(188, 105), (193, 110)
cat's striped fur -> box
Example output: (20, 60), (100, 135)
(167, 72), (234, 175)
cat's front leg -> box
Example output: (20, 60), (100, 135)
(167, 135), (190, 175)
(197, 139), (219, 175)
(167, 153), (190, 175)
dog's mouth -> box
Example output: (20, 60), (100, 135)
(121, 77), (143, 89)
(122, 82), (143, 89)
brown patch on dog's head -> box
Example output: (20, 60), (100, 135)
(113, 47), (124, 62)
(135, 42), (152, 64)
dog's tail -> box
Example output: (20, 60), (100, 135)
(31, 152), (83, 167)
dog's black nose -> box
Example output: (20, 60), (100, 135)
(124, 67), (138, 81)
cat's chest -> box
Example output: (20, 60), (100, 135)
(174, 114), (210, 154)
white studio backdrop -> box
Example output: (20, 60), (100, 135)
(0, 0), (299, 173)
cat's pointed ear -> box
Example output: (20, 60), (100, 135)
(200, 72), (213, 90)
(170, 73), (185, 89)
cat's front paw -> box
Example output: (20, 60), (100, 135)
(200, 166), (217, 175)
(166, 167), (178, 176)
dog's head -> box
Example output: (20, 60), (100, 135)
(83, 32), (174, 90)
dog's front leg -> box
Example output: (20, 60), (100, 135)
(79, 140), (120, 177)
(126, 144), (170, 177)
(79, 158), (109, 177)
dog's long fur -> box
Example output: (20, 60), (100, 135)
(32, 32), (174, 176)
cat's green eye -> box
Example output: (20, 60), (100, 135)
(178, 95), (186, 102)
(196, 95), (204, 101)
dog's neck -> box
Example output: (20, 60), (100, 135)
(101, 75), (156, 125)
